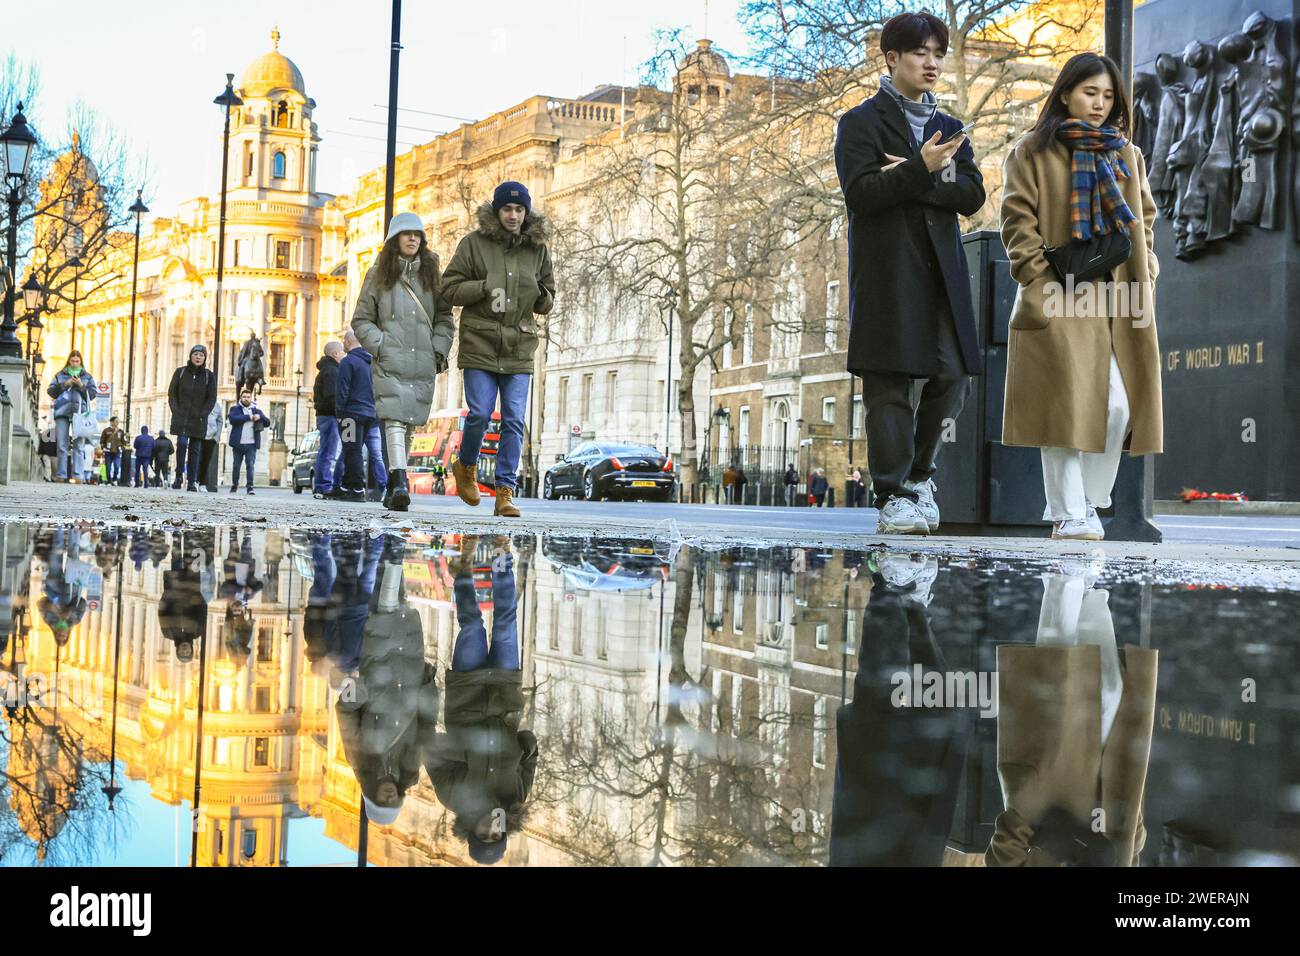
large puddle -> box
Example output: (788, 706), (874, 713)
(1, 521), (1295, 866)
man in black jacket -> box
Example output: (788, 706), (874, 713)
(834, 11), (985, 536)
(312, 341), (344, 499)
(167, 344), (217, 492)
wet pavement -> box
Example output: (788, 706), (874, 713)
(0, 520), (1296, 867)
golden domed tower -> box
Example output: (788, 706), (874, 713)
(230, 27), (321, 195)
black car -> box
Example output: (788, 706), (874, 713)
(543, 441), (677, 502)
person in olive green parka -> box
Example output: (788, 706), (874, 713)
(440, 182), (555, 519)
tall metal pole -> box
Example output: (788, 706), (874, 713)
(664, 297), (674, 460)
(69, 266), (79, 354)
(119, 191), (147, 486)
(102, 552), (124, 809)
(189, 532), (211, 866)
(383, 0), (402, 232)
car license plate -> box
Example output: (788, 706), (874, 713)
(632, 481), (656, 488)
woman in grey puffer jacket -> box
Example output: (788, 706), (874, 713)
(351, 212), (454, 511)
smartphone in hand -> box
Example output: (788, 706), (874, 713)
(941, 121), (977, 146)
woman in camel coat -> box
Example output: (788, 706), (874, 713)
(1000, 53), (1163, 540)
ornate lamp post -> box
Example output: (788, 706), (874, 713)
(211, 75), (242, 389)
(66, 253), (82, 353)
(1, 104), (38, 358)
(18, 275), (41, 362)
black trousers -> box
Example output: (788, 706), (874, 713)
(173, 436), (204, 488)
(860, 305), (971, 509)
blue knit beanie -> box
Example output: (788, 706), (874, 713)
(492, 181), (531, 213)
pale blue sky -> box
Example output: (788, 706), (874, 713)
(7, 0), (752, 217)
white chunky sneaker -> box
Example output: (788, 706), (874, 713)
(1084, 503), (1105, 540)
(904, 478), (940, 532)
(877, 496), (930, 535)
(881, 555), (939, 604)
(1052, 518), (1102, 541)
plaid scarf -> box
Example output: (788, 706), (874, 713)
(1055, 120), (1136, 240)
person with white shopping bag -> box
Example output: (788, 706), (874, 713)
(45, 350), (98, 483)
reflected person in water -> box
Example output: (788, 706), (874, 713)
(335, 534), (439, 828)
(37, 526), (95, 646)
(220, 530), (264, 662)
(427, 535), (539, 865)
(157, 529), (215, 663)
(986, 563), (1158, 866)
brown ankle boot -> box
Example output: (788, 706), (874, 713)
(494, 486), (521, 518)
(451, 459), (480, 506)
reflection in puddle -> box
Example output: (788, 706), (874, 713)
(0, 522), (1295, 866)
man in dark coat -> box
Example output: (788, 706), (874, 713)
(834, 11), (984, 536)
(151, 430), (174, 487)
(167, 344), (217, 492)
(131, 426), (155, 488)
(312, 341), (344, 498)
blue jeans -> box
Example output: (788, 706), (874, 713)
(54, 418), (87, 480)
(134, 459), (150, 487)
(104, 451), (121, 482)
(460, 369), (530, 490)
(452, 552), (519, 671)
(230, 444), (257, 490)
(315, 415), (341, 493)
(333, 421), (388, 489)
(341, 415), (376, 490)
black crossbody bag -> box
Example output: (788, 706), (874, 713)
(1042, 231), (1131, 283)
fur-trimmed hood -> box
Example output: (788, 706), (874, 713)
(474, 201), (552, 248)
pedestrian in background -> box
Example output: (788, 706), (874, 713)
(313, 340), (345, 500)
(734, 467), (748, 505)
(350, 211), (454, 512)
(336, 328), (379, 503)
(783, 463), (799, 507)
(722, 464), (737, 504)
(227, 387), (267, 495)
(851, 466), (868, 507)
(100, 415), (126, 484)
(168, 344), (217, 492)
(442, 183), (555, 519)
(811, 467), (829, 507)
(132, 426), (155, 487)
(47, 350), (97, 483)
(201, 402), (223, 492)
(153, 430), (174, 487)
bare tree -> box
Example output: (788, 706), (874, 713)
(554, 33), (841, 485)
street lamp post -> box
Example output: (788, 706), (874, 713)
(19, 275), (41, 362)
(1, 104), (38, 359)
(293, 367), (303, 453)
(212, 75), (242, 391)
(118, 189), (148, 487)
(662, 289), (675, 461)
(66, 253), (82, 353)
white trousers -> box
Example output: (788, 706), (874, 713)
(1040, 352), (1130, 522)
(1035, 573), (1123, 746)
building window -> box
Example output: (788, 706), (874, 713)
(253, 686), (272, 713)
(273, 151), (286, 179)
(269, 402), (287, 441)
(269, 341), (286, 378)
(245, 150), (254, 177)
(581, 374), (593, 421)
(813, 696), (828, 768)
(823, 397), (836, 425)
(722, 307), (734, 367)
(275, 101), (289, 128)
(742, 305), (754, 364)
(816, 623), (829, 649)
(738, 406), (750, 450)
(558, 377), (569, 423)
(271, 292), (288, 318)
(232, 240), (240, 268)
(605, 371), (617, 415)
(254, 737), (269, 767)
(825, 281), (841, 351)
(275, 241), (291, 270)
(853, 397), (865, 438)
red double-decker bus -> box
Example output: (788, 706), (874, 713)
(408, 407), (503, 498)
